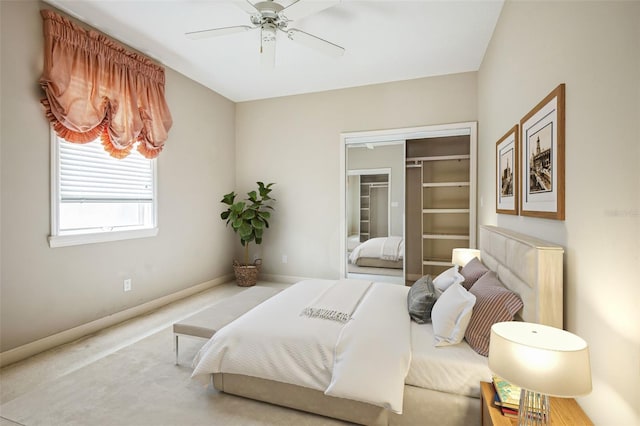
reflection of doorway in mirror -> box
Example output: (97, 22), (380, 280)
(359, 173), (390, 242)
(369, 185), (389, 238)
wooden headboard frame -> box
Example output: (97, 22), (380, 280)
(478, 225), (564, 328)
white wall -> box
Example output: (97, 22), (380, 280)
(235, 73), (477, 280)
(0, 1), (236, 352)
(478, 1), (640, 424)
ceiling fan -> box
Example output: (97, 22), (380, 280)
(185, 0), (345, 67)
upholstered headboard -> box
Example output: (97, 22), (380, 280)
(479, 225), (564, 328)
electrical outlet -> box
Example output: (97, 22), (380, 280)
(282, 254), (288, 264)
(123, 278), (132, 292)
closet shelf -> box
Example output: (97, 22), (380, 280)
(406, 154), (470, 163)
(422, 182), (470, 188)
(422, 259), (453, 267)
(422, 234), (470, 240)
(422, 208), (470, 214)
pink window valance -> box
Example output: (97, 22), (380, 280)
(39, 9), (172, 159)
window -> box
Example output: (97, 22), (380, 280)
(49, 131), (158, 247)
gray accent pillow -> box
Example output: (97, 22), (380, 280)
(407, 275), (438, 324)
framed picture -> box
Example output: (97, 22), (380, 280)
(519, 84), (565, 220)
(496, 125), (519, 215)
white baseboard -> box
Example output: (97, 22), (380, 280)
(0, 274), (234, 367)
(260, 273), (317, 284)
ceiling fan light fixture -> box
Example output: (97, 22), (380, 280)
(260, 24), (277, 68)
(261, 23), (277, 42)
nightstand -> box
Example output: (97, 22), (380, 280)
(480, 381), (593, 426)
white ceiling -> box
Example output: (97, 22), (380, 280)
(43, 0), (504, 102)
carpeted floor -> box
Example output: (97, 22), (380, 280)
(0, 282), (350, 426)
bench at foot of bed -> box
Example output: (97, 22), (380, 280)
(172, 286), (280, 364)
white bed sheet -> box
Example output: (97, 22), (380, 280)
(405, 321), (492, 398)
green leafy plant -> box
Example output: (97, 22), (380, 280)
(220, 182), (275, 266)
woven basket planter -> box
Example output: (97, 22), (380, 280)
(232, 259), (262, 287)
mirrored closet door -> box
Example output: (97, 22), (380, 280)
(345, 144), (404, 284)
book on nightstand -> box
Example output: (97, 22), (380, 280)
(493, 392), (519, 418)
(492, 375), (544, 420)
(492, 375), (521, 411)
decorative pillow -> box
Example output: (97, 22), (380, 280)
(464, 271), (524, 356)
(433, 265), (465, 293)
(460, 257), (489, 290)
(407, 275), (438, 324)
(431, 283), (476, 347)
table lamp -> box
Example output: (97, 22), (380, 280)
(489, 322), (592, 426)
(451, 248), (481, 267)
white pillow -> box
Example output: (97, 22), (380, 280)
(433, 265), (465, 293)
(431, 283), (476, 347)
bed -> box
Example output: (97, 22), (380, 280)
(192, 225), (564, 425)
(348, 236), (404, 269)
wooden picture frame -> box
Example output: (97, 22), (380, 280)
(496, 125), (519, 215)
(519, 84), (565, 220)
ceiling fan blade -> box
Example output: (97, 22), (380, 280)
(280, 0), (340, 21)
(260, 25), (277, 68)
(185, 25), (253, 40)
(286, 28), (345, 57)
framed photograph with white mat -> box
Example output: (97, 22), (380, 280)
(520, 84), (565, 220)
(496, 125), (519, 215)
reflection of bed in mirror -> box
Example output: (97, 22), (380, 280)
(348, 236), (404, 277)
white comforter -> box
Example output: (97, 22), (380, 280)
(349, 236), (404, 263)
(191, 279), (412, 413)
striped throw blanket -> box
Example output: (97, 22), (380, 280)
(300, 279), (372, 323)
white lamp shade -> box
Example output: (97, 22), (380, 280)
(451, 248), (481, 267)
(489, 322), (592, 398)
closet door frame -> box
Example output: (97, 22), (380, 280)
(340, 122), (477, 281)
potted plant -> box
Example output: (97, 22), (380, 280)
(220, 182), (275, 286)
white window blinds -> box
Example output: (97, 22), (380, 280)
(50, 133), (158, 248)
(59, 138), (153, 203)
